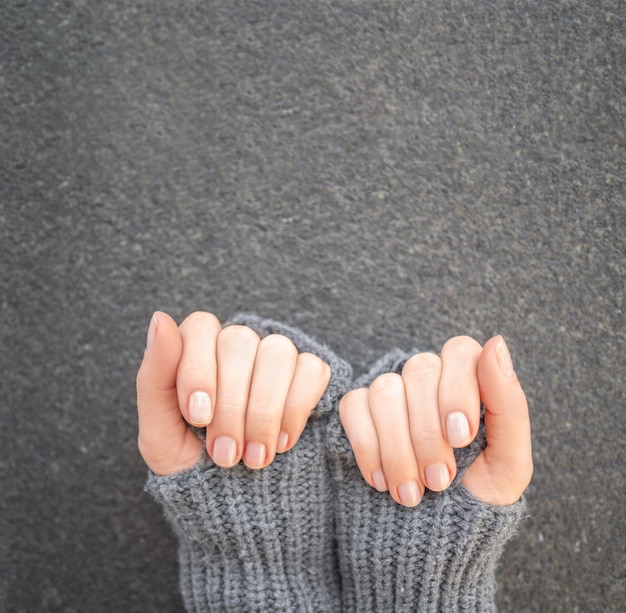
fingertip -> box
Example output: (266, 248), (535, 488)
(479, 336), (525, 403)
(481, 335), (515, 376)
(138, 312), (181, 389)
(145, 311), (180, 353)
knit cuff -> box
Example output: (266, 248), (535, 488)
(332, 470), (526, 612)
(145, 315), (351, 612)
(328, 349), (528, 613)
(146, 445), (341, 613)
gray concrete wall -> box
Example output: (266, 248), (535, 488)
(2, 1), (624, 611)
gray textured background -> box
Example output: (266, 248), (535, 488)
(2, 1), (624, 611)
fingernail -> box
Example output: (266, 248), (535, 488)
(372, 469), (388, 491)
(243, 442), (266, 469)
(496, 336), (515, 379)
(146, 313), (158, 351)
(397, 481), (421, 507)
(447, 412), (471, 447)
(276, 431), (289, 453)
(212, 437), (237, 467)
(425, 463), (451, 491)
(189, 391), (212, 424)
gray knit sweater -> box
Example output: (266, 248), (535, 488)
(145, 316), (526, 612)
(328, 349), (527, 612)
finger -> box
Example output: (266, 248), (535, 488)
(339, 388), (388, 492)
(369, 373), (423, 507)
(243, 334), (298, 469)
(439, 336), (483, 447)
(462, 336), (533, 505)
(136, 312), (203, 475)
(177, 311), (222, 426)
(276, 352), (331, 454)
(402, 353), (456, 492)
(206, 325), (260, 467)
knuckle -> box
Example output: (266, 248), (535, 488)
(497, 459), (534, 502)
(352, 433), (380, 453)
(177, 363), (209, 385)
(219, 324), (260, 346)
(519, 456), (534, 487)
(181, 311), (221, 331)
(260, 334), (298, 359)
(298, 352), (327, 373)
(411, 428), (446, 448)
(383, 447), (415, 464)
(137, 365), (171, 395)
(246, 421), (277, 442)
(215, 395), (246, 417)
(298, 353), (331, 387)
(441, 335), (482, 359)
(339, 388), (368, 420)
(402, 353), (442, 381)
(282, 398), (309, 420)
(247, 396), (279, 419)
(137, 434), (157, 468)
(369, 372), (404, 402)
(137, 433), (147, 457)
(135, 365), (148, 390)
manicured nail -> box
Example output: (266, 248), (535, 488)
(276, 431), (289, 453)
(397, 481), (421, 507)
(189, 391), (212, 424)
(146, 313), (158, 351)
(372, 469), (388, 492)
(447, 412), (471, 447)
(243, 442), (266, 469)
(496, 336), (515, 379)
(425, 463), (451, 491)
(212, 437), (237, 467)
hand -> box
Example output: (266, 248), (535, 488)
(339, 336), (533, 507)
(137, 311), (331, 475)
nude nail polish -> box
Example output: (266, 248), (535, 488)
(244, 442), (266, 469)
(372, 469), (388, 492)
(276, 431), (289, 453)
(425, 463), (450, 491)
(496, 336), (515, 378)
(146, 313), (158, 351)
(397, 481), (421, 507)
(447, 412), (471, 447)
(189, 391), (212, 424)
(212, 437), (237, 467)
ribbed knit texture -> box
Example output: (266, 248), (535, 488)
(327, 350), (528, 613)
(147, 323), (527, 612)
(145, 314), (352, 612)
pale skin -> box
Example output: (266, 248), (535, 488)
(137, 311), (331, 474)
(137, 311), (532, 507)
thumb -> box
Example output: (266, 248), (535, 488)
(461, 336), (533, 506)
(136, 311), (203, 475)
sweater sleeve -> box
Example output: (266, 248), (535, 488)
(145, 314), (352, 613)
(327, 349), (528, 613)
